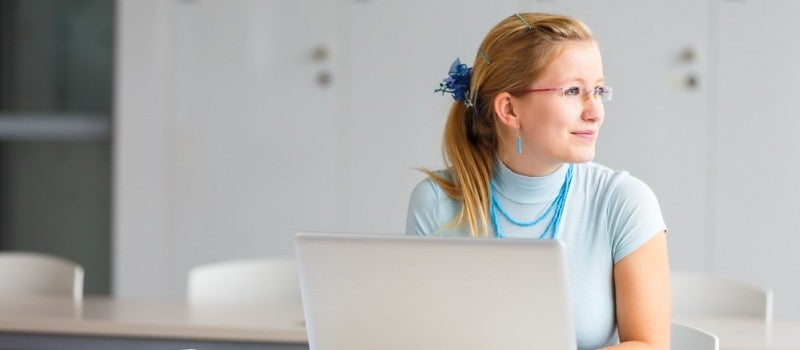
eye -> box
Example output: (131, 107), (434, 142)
(595, 86), (613, 101)
(563, 86), (582, 97)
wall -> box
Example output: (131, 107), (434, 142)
(713, 0), (800, 320)
(114, 0), (524, 300)
(115, 0), (800, 319)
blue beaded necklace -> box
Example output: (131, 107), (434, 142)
(490, 163), (573, 239)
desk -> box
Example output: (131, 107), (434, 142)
(5, 298), (799, 350)
(0, 296), (309, 350)
(676, 317), (800, 350)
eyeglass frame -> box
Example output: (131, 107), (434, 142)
(507, 86), (613, 102)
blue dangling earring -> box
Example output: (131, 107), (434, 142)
(516, 128), (522, 154)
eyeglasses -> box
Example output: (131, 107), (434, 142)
(508, 86), (613, 102)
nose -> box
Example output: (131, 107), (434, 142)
(581, 97), (604, 123)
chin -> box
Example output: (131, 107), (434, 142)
(568, 150), (596, 164)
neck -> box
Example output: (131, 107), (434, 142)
(498, 149), (563, 177)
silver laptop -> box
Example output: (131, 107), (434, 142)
(294, 232), (576, 350)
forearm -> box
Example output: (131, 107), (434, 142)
(600, 341), (666, 350)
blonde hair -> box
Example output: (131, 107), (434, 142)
(425, 13), (594, 237)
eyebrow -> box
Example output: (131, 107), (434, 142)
(561, 77), (606, 86)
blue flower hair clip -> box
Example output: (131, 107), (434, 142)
(434, 58), (474, 108)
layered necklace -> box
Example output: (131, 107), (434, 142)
(489, 163), (574, 240)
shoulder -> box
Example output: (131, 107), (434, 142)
(408, 169), (451, 202)
(576, 163), (666, 262)
(406, 169), (459, 235)
(573, 162), (654, 200)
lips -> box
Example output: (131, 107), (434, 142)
(571, 130), (597, 140)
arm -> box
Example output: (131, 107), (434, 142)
(601, 231), (670, 349)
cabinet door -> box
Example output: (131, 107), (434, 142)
(714, 0), (800, 320)
(116, 0), (343, 298)
(522, 1), (710, 269)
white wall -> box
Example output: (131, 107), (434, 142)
(713, 0), (800, 320)
(114, 0), (524, 300)
(115, 0), (172, 298)
(115, 0), (800, 319)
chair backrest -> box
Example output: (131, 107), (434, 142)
(671, 321), (718, 350)
(0, 251), (84, 301)
(187, 256), (300, 303)
(671, 271), (773, 320)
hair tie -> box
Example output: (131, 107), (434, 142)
(515, 13), (532, 29)
(434, 58), (474, 108)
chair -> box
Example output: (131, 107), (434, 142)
(0, 251), (84, 301)
(187, 256), (300, 303)
(671, 321), (719, 350)
(671, 271), (773, 321)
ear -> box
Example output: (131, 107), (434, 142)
(493, 92), (520, 129)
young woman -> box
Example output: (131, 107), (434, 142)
(406, 13), (670, 349)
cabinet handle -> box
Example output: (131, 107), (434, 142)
(312, 46), (329, 62)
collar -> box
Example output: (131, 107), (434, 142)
(491, 158), (569, 205)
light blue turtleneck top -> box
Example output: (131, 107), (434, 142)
(406, 161), (666, 349)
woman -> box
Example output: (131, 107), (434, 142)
(406, 13), (670, 349)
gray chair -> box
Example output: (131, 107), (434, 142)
(0, 251), (84, 301)
(671, 321), (718, 350)
(671, 271), (773, 321)
(187, 256), (300, 304)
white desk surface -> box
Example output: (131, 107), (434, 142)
(0, 296), (307, 343)
(3, 297), (799, 349)
(676, 317), (800, 350)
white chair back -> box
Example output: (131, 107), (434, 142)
(671, 321), (718, 350)
(671, 271), (773, 320)
(187, 257), (300, 303)
(0, 251), (84, 301)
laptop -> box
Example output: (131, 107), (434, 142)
(294, 232), (576, 350)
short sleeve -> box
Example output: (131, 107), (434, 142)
(606, 175), (667, 263)
(405, 178), (441, 236)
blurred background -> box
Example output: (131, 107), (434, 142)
(0, 0), (112, 294)
(1, 0), (798, 320)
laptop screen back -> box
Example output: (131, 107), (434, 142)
(295, 232), (576, 350)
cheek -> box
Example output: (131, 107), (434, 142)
(526, 117), (565, 143)
(522, 102), (578, 138)
(534, 105), (571, 127)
